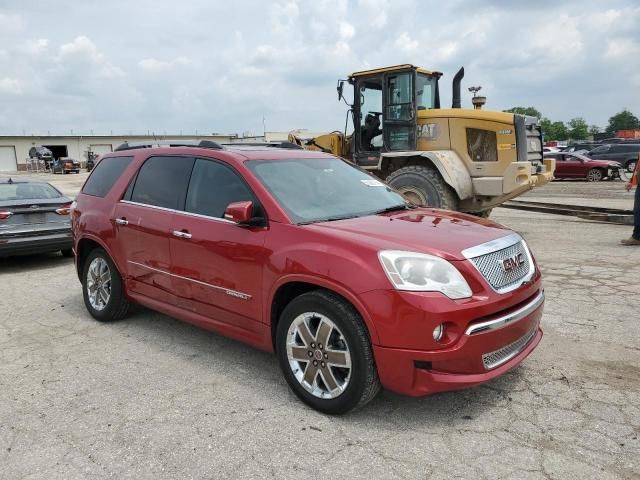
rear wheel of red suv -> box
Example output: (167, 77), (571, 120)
(82, 248), (130, 322)
(276, 290), (380, 414)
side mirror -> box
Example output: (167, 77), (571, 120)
(337, 80), (344, 101)
(224, 201), (253, 224)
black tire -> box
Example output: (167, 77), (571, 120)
(386, 165), (459, 210)
(82, 248), (130, 322)
(61, 249), (74, 258)
(275, 290), (381, 414)
(586, 168), (603, 182)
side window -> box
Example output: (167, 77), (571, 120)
(130, 156), (195, 210)
(185, 159), (255, 219)
(591, 145), (610, 154)
(82, 156), (132, 197)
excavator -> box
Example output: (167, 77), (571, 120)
(288, 64), (555, 215)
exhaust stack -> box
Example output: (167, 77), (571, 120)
(451, 67), (464, 108)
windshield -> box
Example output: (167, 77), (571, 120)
(416, 74), (437, 110)
(246, 158), (409, 224)
(0, 182), (62, 201)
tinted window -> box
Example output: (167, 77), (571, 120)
(131, 156), (195, 209)
(621, 145), (640, 153)
(82, 156), (132, 197)
(0, 182), (62, 201)
(590, 145), (610, 154)
(185, 159), (255, 218)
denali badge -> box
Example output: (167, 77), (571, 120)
(500, 253), (525, 273)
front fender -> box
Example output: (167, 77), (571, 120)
(264, 246), (385, 344)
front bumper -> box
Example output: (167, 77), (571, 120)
(0, 231), (72, 257)
(361, 279), (544, 396)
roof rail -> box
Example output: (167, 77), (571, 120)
(223, 141), (304, 150)
(114, 139), (223, 152)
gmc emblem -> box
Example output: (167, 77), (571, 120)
(500, 253), (525, 273)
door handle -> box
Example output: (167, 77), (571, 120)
(115, 218), (128, 225)
(172, 230), (192, 239)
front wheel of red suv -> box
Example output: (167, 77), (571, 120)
(82, 248), (130, 322)
(276, 290), (381, 414)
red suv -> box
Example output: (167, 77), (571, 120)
(72, 141), (544, 414)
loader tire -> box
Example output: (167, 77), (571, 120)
(387, 165), (459, 210)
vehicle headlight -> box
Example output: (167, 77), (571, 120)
(378, 250), (472, 299)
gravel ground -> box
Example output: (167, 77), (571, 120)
(0, 176), (638, 479)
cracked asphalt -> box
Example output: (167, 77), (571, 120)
(0, 175), (639, 479)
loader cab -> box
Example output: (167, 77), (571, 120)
(347, 64), (441, 167)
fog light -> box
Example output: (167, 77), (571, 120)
(433, 324), (445, 342)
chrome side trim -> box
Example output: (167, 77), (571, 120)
(461, 233), (522, 259)
(120, 200), (236, 225)
(127, 260), (251, 300)
(466, 290), (544, 335)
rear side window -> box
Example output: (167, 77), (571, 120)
(82, 156), (132, 197)
(590, 145), (610, 154)
(130, 156), (195, 210)
(621, 145), (640, 153)
(185, 159), (255, 218)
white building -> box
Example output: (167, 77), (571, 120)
(0, 133), (265, 172)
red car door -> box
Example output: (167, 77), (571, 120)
(114, 155), (194, 304)
(169, 158), (269, 335)
(562, 154), (585, 177)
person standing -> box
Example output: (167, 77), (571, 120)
(621, 154), (640, 246)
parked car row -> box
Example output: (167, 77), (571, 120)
(543, 151), (623, 181)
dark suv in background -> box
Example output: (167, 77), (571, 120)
(587, 143), (640, 172)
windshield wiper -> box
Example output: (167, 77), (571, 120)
(298, 214), (363, 225)
(371, 204), (412, 215)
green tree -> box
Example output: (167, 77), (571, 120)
(588, 125), (600, 136)
(540, 117), (554, 140)
(605, 109), (640, 136)
(568, 117), (589, 140)
(551, 121), (568, 141)
(503, 106), (542, 119)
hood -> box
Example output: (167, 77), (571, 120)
(589, 158), (622, 167)
(304, 208), (513, 261)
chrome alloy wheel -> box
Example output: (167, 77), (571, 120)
(87, 257), (112, 311)
(286, 312), (352, 399)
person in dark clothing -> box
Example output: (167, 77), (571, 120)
(621, 157), (640, 246)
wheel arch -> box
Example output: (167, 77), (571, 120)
(75, 235), (118, 283)
(268, 276), (380, 351)
(380, 150), (473, 200)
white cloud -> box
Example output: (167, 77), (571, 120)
(0, 0), (639, 135)
(605, 38), (640, 58)
(0, 77), (22, 95)
(339, 21), (355, 40)
(138, 58), (172, 70)
(395, 32), (418, 52)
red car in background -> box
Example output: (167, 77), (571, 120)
(544, 151), (623, 181)
(72, 141), (545, 414)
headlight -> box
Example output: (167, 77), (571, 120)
(378, 250), (472, 299)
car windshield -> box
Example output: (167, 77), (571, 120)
(0, 182), (62, 201)
(246, 158), (410, 224)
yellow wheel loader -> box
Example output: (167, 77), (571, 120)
(289, 64), (555, 215)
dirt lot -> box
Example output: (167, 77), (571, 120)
(1, 175), (639, 479)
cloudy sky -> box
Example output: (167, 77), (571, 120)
(0, 0), (639, 136)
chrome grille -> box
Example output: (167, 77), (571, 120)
(482, 327), (537, 370)
(469, 240), (532, 293)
